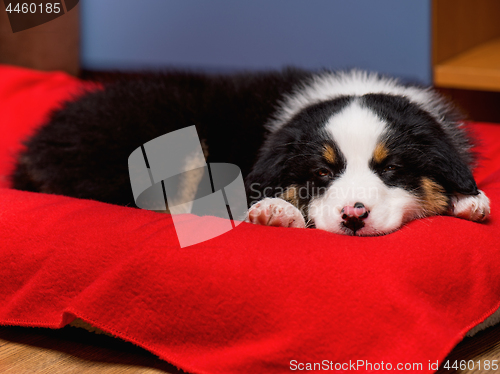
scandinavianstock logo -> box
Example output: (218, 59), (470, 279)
(128, 126), (247, 248)
(3, 1), (79, 33)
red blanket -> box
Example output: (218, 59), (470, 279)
(1, 65), (500, 374)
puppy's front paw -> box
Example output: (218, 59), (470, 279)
(246, 198), (306, 228)
(450, 190), (490, 222)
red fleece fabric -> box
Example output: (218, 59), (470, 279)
(1, 64), (500, 374)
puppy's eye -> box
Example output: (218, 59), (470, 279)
(316, 168), (332, 178)
(383, 164), (400, 173)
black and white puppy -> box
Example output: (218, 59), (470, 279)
(11, 69), (490, 235)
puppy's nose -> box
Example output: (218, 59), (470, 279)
(341, 202), (369, 233)
(342, 202), (369, 219)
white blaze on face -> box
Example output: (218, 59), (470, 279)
(308, 101), (421, 235)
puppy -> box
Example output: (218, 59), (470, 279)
(11, 69), (490, 235)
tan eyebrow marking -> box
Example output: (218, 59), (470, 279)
(373, 143), (389, 164)
(323, 145), (336, 164)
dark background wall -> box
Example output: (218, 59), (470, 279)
(80, 0), (431, 84)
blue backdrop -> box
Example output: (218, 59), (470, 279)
(80, 0), (431, 84)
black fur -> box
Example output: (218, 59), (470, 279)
(11, 69), (480, 223)
(12, 69), (312, 206)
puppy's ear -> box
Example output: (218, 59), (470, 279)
(244, 145), (288, 204)
(245, 152), (285, 193)
(432, 148), (478, 196)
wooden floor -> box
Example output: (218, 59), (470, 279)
(1, 323), (500, 373)
(0, 325), (185, 374)
(436, 323), (500, 374)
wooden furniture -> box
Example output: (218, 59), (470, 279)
(433, 0), (500, 122)
(433, 0), (500, 91)
(0, 1), (79, 76)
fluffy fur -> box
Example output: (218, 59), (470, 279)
(11, 69), (490, 235)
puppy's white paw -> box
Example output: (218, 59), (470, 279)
(450, 190), (490, 222)
(246, 198), (306, 228)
